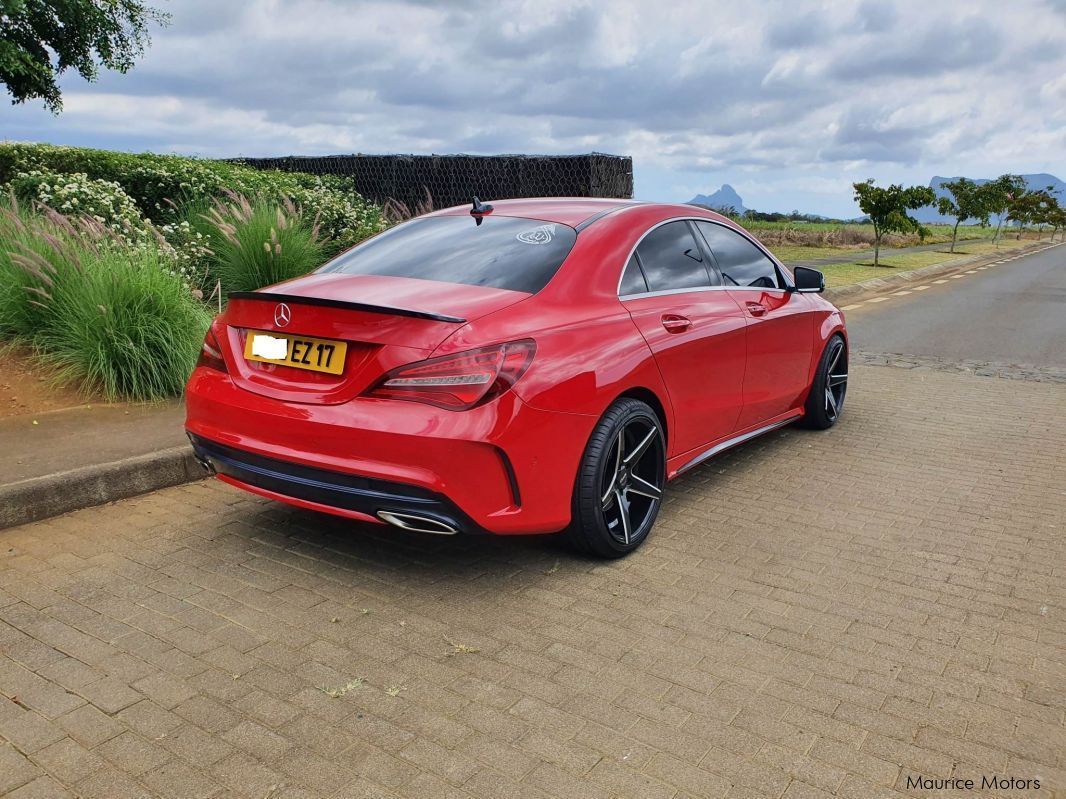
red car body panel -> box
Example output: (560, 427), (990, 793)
(623, 291), (747, 454)
(185, 199), (846, 535)
(728, 286), (816, 429)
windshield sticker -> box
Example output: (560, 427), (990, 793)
(516, 224), (556, 245)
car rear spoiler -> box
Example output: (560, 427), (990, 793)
(227, 291), (467, 324)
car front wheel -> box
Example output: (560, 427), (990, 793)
(801, 334), (848, 429)
(566, 398), (666, 558)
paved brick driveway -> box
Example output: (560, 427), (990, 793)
(2, 362), (1064, 799)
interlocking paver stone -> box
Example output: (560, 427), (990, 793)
(94, 731), (170, 776)
(1, 362), (1064, 798)
(3, 776), (72, 799)
(0, 742), (42, 794)
(30, 737), (105, 785)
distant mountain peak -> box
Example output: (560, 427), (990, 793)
(688, 184), (746, 214)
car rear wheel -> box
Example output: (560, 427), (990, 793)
(566, 398), (666, 558)
(801, 334), (848, 429)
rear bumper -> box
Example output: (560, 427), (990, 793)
(189, 434), (483, 534)
(184, 367), (595, 535)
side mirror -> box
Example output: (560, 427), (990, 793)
(792, 266), (825, 293)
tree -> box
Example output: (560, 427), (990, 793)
(1030, 188), (1061, 239)
(936, 178), (989, 253)
(852, 179), (936, 266)
(1006, 191), (1031, 238)
(0, 0), (169, 113)
(1046, 200), (1066, 242)
(1008, 188), (1055, 239)
(980, 174), (1026, 245)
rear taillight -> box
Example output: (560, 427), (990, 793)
(365, 340), (535, 410)
(197, 327), (227, 373)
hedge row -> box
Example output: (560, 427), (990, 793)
(0, 142), (386, 252)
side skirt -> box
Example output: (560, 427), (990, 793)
(669, 411), (803, 478)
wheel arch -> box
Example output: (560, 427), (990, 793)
(809, 314), (848, 384)
(613, 386), (669, 447)
(819, 312), (848, 348)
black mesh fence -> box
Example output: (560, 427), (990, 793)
(229, 153), (633, 211)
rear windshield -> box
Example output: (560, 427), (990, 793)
(318, 215), (578, 294)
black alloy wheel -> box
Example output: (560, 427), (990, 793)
(567, 398), (666, 558)
(802, 335), (848, 429)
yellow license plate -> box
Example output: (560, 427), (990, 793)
(243, 330), (347, 375)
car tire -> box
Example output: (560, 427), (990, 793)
(800, 334), (848, 430)
(565, 398), (666, 558)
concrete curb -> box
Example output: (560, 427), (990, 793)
(0, 445), (205, 530)
(823, 242), (1048, 303)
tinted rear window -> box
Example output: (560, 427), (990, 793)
(318, 215), (578, 294)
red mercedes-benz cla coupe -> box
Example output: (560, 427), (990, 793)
(186, 198), (847, 557)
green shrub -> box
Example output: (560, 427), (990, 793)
(0, 141), (386, 248)
(158, 216), (214, 294)
(40, 244), (211, 401)
(202, 194), (325, 293)
(0, 195), (90, 336)
(0, 195), (48, 334)
(7, 170), (216, 293)
(0, 201), (211, 401)
(0, 142), (390, 400)
(286, 182), (385, 255)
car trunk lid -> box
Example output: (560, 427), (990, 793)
(221, 274), (530, 404)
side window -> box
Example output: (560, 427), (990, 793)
(695, 221), (781, 289)
(635, 221), (713, 292)
(619, 255), (648, 296)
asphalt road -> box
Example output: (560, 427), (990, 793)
(848, 242), (1066, 368)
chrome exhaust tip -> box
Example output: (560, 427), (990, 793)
(377, 510), (458, 536)
(195, 455), (215, 474)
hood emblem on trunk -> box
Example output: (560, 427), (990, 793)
(274, 303), (292, 327)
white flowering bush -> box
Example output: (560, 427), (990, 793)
(0, 143), (387, 253)
(9, 169), (215, 292)
(158, 219), (214, 292)
(0, 143), (391, 300)
(11, 170), (147, 238)
(289, 182), (387, 253)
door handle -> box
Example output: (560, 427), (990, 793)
(661, 314), (691, 333)
(746, 302), (767, 317)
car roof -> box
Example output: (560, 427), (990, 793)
(428, 197), (645, 228)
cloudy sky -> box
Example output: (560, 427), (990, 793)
(2, 0), (1064, 217)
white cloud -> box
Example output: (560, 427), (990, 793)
(1, 0), (1062, 217)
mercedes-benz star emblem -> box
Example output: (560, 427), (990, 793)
(274, 303), (292, 327)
